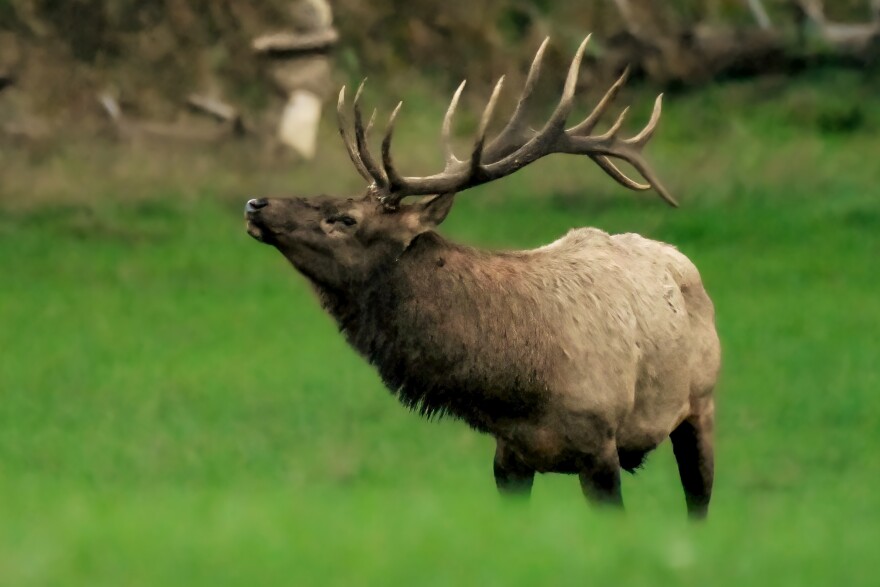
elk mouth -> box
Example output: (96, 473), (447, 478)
(245, 217), (267, 242)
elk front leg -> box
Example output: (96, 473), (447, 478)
(670, 401), (715, 520)
(493, 439), (535, 497)
(578, 442), (624, 509)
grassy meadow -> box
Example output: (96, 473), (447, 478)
(1, 68), (879, 585)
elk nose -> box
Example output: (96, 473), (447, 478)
(245, 198), (268, 213)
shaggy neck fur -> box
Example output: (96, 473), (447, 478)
(315, 231), (561, 430)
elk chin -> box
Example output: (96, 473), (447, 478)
(245, 211), (284, 246)
(246, 219), (267, 243)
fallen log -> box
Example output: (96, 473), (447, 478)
(602, 0), (880, 86)
(98, 93), (243, 145)
(252, 28), (339, 55)
(600, 26), (787, 86)
(796, 0), (880, 60)
(186, 94), (246, 135)
(186, 94), (238, 122)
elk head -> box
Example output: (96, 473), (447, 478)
(245, 36), (676, 291)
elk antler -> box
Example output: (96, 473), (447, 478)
(337, 36), (677, 209)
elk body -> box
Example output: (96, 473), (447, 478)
(245, 38), (720, 518)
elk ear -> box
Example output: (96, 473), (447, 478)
(416, 192), (456, 228)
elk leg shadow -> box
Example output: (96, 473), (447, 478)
(493, 440), (535, 497)
(670, 407), (714, 520)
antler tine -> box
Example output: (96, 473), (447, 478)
(568, 66), (630, 136)
(596, 106), (629, 140)
(336, 86), (372, 182)
(469, 75), (505, 176)
(542, 35), (591, 133)
(381, 101), (405, 197)
(484, 36), (549, 160)
(626, 94), (663, 146)
(623, 153), (677, 207)
(352, 79), (388, 189)
(441, 80), (467, 169)
(592, 155), (651, 191)
(587, 96), (664, 195)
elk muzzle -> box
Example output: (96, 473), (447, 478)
(244, 196), (318, 245)
(245, 198), (272, 242)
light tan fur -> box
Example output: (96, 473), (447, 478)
(387, 226), (720, 473)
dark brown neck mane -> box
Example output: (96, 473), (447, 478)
(315, 231), (552, 427)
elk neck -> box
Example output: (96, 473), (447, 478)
(314, 230), (556, 429)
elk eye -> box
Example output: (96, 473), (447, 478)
(338, 215), (357, 226)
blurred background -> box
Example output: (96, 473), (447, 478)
(1, 1), (879, 585)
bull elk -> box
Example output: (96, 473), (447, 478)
(245, 37), (720, 518)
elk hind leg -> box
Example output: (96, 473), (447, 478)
(670, 402), (714, 520)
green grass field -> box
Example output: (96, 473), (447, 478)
(2, 69), (879, 585)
